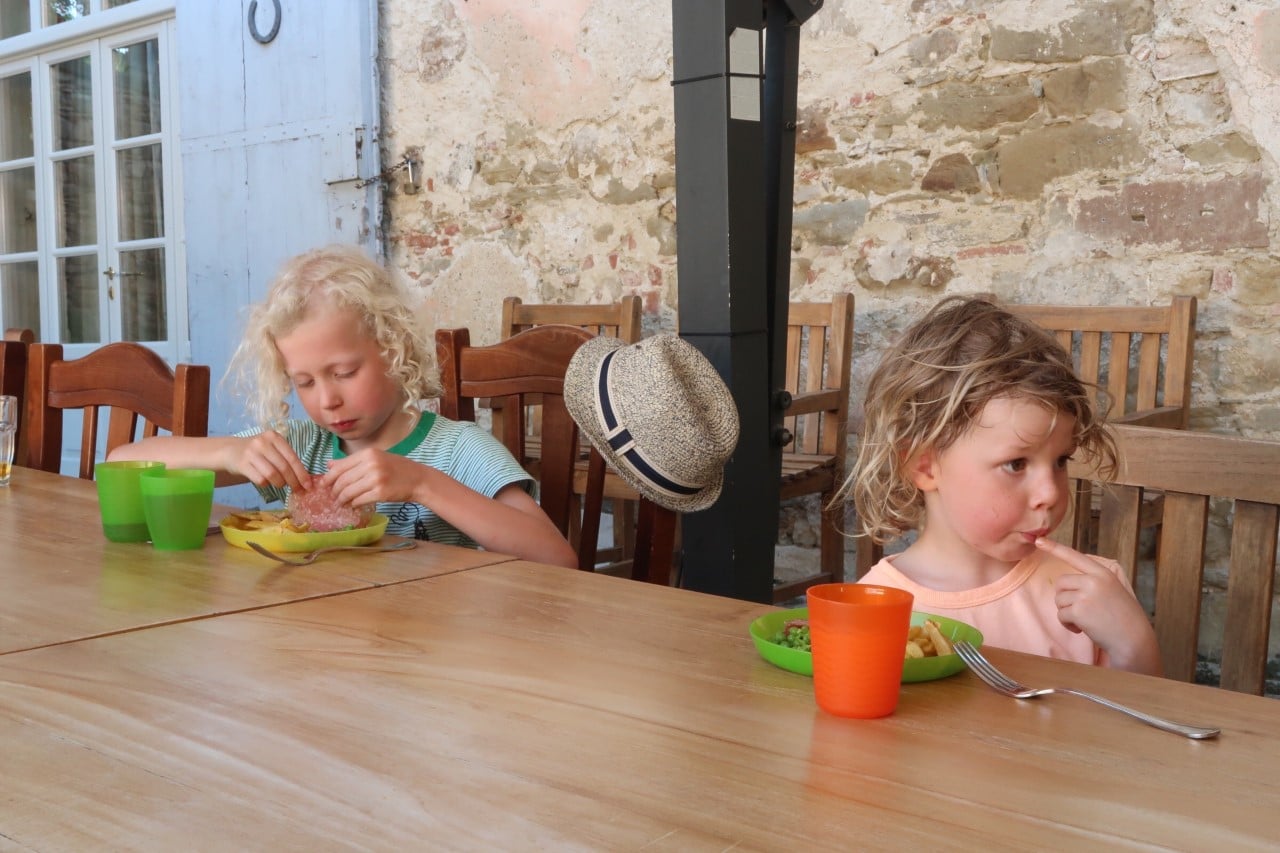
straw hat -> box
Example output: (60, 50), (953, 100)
(564, 334), (740, 513)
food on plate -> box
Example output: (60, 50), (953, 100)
(774, 619), (811, 651)
(220, 508), (308, 534)
(287, 475), (375, 532)
(773, 617), (955, 660)
(906, 619), (955, 659)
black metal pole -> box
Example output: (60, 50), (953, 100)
(671, 0), (821, 602)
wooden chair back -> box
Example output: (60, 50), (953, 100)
(500, 295), (645, 575)
(1071, 424), (1277, 694)
(24, 343), (211, 479)
(502, 295), (643, 342)
(436, 323), (678, 581)
(1002, 296), (1197, 428)
(774, 293), (855, 601)
(436, 324), (595, 558)
(1007, 295), (1198, 551)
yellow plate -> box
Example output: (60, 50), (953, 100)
(219, 512), (388, 552)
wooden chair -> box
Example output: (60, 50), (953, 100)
(1069, 424), (1277, 694)
(772, 293), (855, 601)
(1, 330), (35, 470)
(436, 324), (678, 581)
(24, 342), (211, 479)
(1005, 296), (1197, 552)
(499, 295), (645, 574)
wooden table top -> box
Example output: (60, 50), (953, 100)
(0, 466), (512, 654)
(2, 558), (1276, 850)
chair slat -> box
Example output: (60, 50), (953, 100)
(1220, 501), (1277, 694)
(1135, 334), (1161, 413)
(1106, 331), (1131, 419)
(1096, 483), (1142, 584)
(1078, 330), (1103, 388)
(1152, 491), (1209, 683)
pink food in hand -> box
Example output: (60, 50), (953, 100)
(287, 475), (374, 532)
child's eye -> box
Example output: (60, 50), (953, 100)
(1056, 454), (1074, 469)
(1001, 459), (1027, 473)
(293, 378), (314, 389)
(335, 369), (357, 379)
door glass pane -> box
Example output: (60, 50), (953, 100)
(0, 261), (39, 336)
(44, 1), (88, 26)
(54, 155), (95, 247)
(116, 143), (162, 240)
(57, 253), (98, 343)
(51, 55), (93, 151)
(113, 38), (160, 138)
(1, 0), (31, 38)
(0, 73), (33, 159)
(120, 247), (163, 341)
(0, 166), (37, 252)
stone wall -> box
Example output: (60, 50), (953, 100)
(379, 0), (1279, 662)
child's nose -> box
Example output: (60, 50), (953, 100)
(1029, 470), (1062, 508)
(318, 381), (342, 409)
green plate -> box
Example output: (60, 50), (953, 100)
(220, 512), (389, 552)
(749, 607), (984, 683)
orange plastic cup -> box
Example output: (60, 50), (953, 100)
(808, 583), (914, 718)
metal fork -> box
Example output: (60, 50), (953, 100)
(954, 641), (1220, 740)
(246, 540), (417, 566)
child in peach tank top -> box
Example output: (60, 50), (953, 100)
(841, 297), (1161, 675)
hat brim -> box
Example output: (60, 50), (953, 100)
(564, 335), (725, 514)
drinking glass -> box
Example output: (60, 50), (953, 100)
(0, 395), (16, 487)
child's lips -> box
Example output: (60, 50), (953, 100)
(330, 419), (357, 432)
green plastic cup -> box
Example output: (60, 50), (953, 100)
(139, 468), (216, 550)
(95, 460), (166, 542)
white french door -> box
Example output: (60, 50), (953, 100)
(0, 15), (180, 362)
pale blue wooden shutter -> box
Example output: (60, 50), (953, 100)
(176, 0), (381, 450)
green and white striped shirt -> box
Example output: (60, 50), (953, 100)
(238, 413), (533, 547)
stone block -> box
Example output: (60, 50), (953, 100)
(990, 0), (1155, 62)
(793, 199), (871, 247)
(831, 159), (914, 195)
(921, 152), (980, 193)
(919, 76), (1039, 131)
(1178, 133), (1262, 167)
(995, 119), (1146, 199)
(1074, 173), (1269, 252)
(1042, 57), (1127, 117)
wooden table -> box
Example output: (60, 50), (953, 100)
(2, 559), (1277, 849)
(0, 466), (513, 654)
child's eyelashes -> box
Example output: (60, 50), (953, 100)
(1001, 458), (1028, 474)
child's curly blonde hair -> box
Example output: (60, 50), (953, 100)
(228, 244), (442, 429)
(838, 295), (1117, 545)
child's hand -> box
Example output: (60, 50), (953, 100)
(324, 449), (422, 508)
(228, 432), (310, 492)
(1035, 537), (1162, 675)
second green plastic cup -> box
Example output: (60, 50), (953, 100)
(95, 460), (166, 542)
(139, 468), (216, 550)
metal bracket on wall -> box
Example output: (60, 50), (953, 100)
(248, 0), (282, 45)
(355, 148), (423, 194)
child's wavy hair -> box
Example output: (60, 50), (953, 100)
(837, 295), (1118, 545)
(228, 244), (442, 429)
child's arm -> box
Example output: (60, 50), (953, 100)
(1034, 537), (1163, 676)
(326, 450), (579, 569)
(107, 433), (311, 492)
